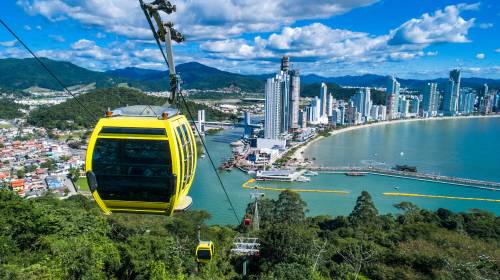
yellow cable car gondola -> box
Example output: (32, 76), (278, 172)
(85, 105), (197, 216)
(196, 241), (214, 263)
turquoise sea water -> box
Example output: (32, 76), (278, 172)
(190, 118), (500, 225)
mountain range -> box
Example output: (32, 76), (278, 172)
(0, 58), (498, 94)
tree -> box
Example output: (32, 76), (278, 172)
(68, 167), (80, 183)
(348, 191), (379, 228)
(273, 190), (307, 225)
(41, 159), (56, 171)
(16, 168), (25, 179)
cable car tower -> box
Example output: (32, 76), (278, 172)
(231, 188), (263, 277)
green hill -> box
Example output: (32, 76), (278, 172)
(0, 58), (124, 90)
(27, 87), (235, 129)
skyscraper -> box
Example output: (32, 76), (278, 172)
(385, 76), (400, 119)
(421, 82), (438, 117)
(289, 70), (300, 130)
(351, 88), (371, 119)
(263, 56), (301, 139)
(320, 83), (328, 117)
(264, 75), (282, 139)
(326, 93), (333, 117)
(443, 69), (461, 116)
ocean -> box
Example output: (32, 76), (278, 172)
(190, 117), (500, 224)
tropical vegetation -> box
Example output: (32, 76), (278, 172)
(0, 189), (498, 279)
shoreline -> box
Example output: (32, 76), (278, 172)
(292, 114), (500, 161)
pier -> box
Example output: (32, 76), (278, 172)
(309, 166), (500, 190)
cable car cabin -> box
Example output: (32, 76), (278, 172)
(85, 105), (197, 216)
(196, 241), (214, 263)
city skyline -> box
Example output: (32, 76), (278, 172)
(0, 0), (498, 79)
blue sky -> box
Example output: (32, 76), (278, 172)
(0, 0), (498, 79)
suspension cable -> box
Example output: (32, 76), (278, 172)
(138, 1), (241, 224)
(0, 19), (99, 124)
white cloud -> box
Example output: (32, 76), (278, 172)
(95, 32), (106, 39)
(49, 34), (65, 42)
(476, 53), (485, 59)
(23, 24), (31, 30)
(389, 4), (475, 45)
(479, 22), (493, 29)
(0, 40), (18, 47)
(201, 3), (476, 66)
(16, 0), (380, 40)
(496, 48), (500, 53)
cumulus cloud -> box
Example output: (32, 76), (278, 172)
(476, 53), (485, 59)
(0, 40), (18, 47)
(496, 48), (500, 53)
(16, 0), (379, 40)
(389, 3), (475, 45)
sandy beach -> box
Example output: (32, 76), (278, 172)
(292, 114), (500, 161)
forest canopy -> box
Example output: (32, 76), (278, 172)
(0, 189), (498, 280)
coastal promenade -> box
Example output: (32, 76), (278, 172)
(309, 166), (500, 190)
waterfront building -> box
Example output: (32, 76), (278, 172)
(289, 69), (300, 130)
(421, 82), (438, 117)
(410, 98), (420, 114)
(264, 56), (301, 139)
(264, 75), (282, 139)
(480, 92), (495, 114)
(443, 69), (461, 116)
(320, 83), (328, 117)
(398, 97), (410, 118)
(379, 105), (387, 121)
(385, 76), (400, 120)
(339, 106), (346, 125)
(493, 91), (500, 112)
(298, 109), (307, 128)
(459, 91), (476, 114)
(345, 103), (358, 124)
(326, 93), (333, 117)
(370, 105), (379, 121)
(351, 88), (371, 120)
(332, 108), (342, 124)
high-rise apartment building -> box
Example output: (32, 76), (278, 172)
(421, 82), (438, 117)
(320, 83), (328, 117)
(264, 75), (282, 139)
(443, 69), (461, 116)
(385, 76), (400, 119)
(289, 69), (300, 130)
(264, 56), (301, 139)
(351, 88), (371, 119)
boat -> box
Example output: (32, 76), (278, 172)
(256, 169), (306, 182)
(304, 170), (318, 176)
(394, 186), (399, 190)
(393, 165), (417, 172)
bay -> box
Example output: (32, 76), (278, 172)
(190, 117), (500, 225)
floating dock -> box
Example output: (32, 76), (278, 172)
(242, 179), (349, 194)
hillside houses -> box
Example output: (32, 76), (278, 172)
(0, 123), (85, 198)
